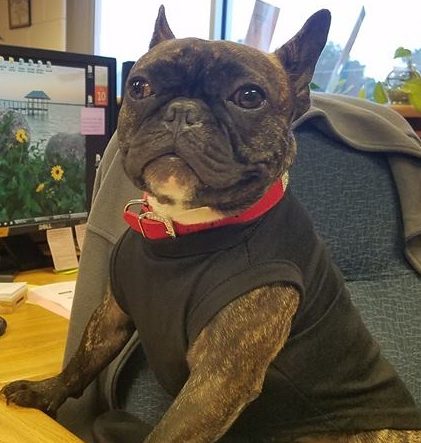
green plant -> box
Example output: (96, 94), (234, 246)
(372, 81), (388, 104)
(390, 47), (421, 111)
(394, 47), (415, 69)
(0, 117), (86, 222)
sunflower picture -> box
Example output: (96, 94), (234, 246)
(35, 183), (45, 193)
(15, 128), (28, 144)
(0, 113), (86, 222)
(51, 165), (64, 181)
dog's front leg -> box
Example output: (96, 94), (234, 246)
(145, 284), (299, 443)
(1, 287), (135, 417)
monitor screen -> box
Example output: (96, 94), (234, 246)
(0, 45), (117, 273)
(0, 45), (117, 235)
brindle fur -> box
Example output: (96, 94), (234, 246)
(146, 286), (299, 442)
(2, 289), (135, 417)
(2, 6), (420, 443)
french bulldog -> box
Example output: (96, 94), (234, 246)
(2, 6), (421, 443)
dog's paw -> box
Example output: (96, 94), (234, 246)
(1, 377), (68, 417)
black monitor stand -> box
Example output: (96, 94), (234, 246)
(0, 234), (52, 281)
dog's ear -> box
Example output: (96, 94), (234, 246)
(275, 9), (331, 119)
(149, 5), (175, 49)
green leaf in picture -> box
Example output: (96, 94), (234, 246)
(394, 47), (412, 59)
(373, 82), (388, 104)
(310, 82), (320, 91)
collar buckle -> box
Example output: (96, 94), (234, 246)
(123, 199), (176, 239)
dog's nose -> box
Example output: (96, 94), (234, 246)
(164, 99), (202, 133)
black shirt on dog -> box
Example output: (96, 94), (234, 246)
(110, 189), (421, 438)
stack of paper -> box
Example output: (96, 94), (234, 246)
(27, 281), (76, 319)
(0, 282), (28, 313)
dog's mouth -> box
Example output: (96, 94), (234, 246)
(136, 150), (264, 192)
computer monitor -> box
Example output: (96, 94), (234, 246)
(0, 44), (117, 274)
(120, 60), (135, 99)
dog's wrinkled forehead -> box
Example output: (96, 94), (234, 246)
(131, 37), (285, 98)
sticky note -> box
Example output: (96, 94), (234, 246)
(80, 107), (105, 135)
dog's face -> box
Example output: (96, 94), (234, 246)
(118, 7), (330, 214)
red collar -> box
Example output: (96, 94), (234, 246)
(123, 179), (286, 240)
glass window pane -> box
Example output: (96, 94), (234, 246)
(95, 0), (213, 94)
(227, 0), (421, 99)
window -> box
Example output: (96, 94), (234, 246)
(95, 0), (420, 101)
(94, 0), (214, 94)
(226, 0), (421, 99)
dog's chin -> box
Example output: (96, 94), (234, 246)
(141, 155), (200, 207)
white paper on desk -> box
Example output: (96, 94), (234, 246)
(27, 281), (76, 319)
(46, 227), (79, 271)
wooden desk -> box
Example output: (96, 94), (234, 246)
(0, 400), (83, 443)
(14, 267), (78, 286)
(0, 303), (69, 386)
(0, 268), (82, 442)
(390, 104), (421, 137)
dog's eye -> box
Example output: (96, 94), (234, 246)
(231, 85), (266, 109)
(128, 77), (154, 99)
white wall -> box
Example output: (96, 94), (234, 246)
(0, 0), (66, 50)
